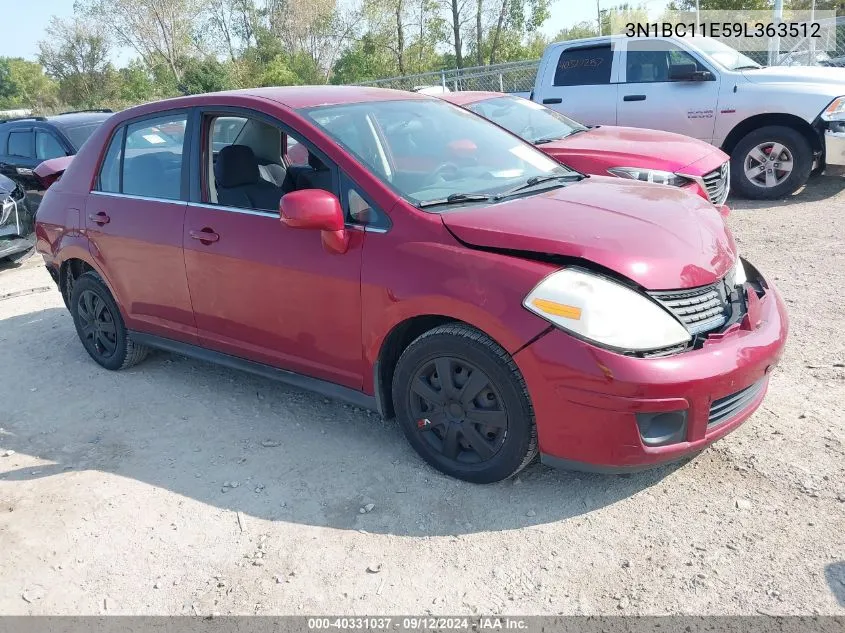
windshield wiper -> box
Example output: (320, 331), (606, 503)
(734, 65), (762, 70)
(417, 192), (491, 208)
(533, 136), (563, 145)
(493, 173), (585, 201)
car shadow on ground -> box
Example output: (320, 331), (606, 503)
(0, 306), (684, 537)
(729, 170), (845, 211)
(827, 562), (845, 607)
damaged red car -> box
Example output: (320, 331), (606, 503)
(35, 87), (788, 483)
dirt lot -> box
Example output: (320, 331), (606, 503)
(0, 174), (844, 616)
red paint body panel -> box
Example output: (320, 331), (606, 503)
(440, 175), (736, 290)
(441, 91), (729, 202)
(514, 284), (788, 468)
(34, 86), (788, 472)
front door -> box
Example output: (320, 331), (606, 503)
(85, 111), (196, 342)
(616, 39), (721, 143)
(182, 110), (364, 389)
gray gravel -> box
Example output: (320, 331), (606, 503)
(0, 173), (843, 615)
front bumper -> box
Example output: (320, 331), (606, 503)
(825, 127), (845, 166)
(513, 277), (788, 472)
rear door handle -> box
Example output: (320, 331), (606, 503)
(189, 228), (220, 244)
(88, 212), (110, 225)
(542, 98), (562, 104)
(623, 94), (646, 102)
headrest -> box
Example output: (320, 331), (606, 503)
(217, 144), (260, 187)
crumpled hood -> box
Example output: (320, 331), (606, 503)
(741, 66), (845, 90)
(0, 173), (15, 196)
(441, 176), (737, 290)
(543, 125), (724, 173)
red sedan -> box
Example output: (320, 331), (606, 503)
(441, 91), (731, 206)
(35, 86), (787, 482)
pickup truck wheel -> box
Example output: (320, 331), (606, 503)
(391, 324), (538, 483)
(731, 126), (812, 199)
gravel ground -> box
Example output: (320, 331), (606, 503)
(0, 174), (843, 616)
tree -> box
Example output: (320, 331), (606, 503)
(79, 0), (204, 84)
(38, 16), (115, 108)
(0, 58), (59, 110)
(0, 58), (15, 102)
(180, 57), (234, 94)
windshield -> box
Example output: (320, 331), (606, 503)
(686, 36), (762, 70)
(304, 98), (569, 207)
(64, 121), (107, 150)
(466, 96), (586, 144)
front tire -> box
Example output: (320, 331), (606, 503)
(731, 125), (813, 199)
(391, 324), (538, 483)
(69, 272), (149, 370)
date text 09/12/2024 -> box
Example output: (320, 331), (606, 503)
(625, 21), (822, 39)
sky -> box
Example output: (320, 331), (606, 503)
(0, 0), (668, 66)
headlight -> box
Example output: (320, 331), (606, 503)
(607, 167), (689, 187)
(822, 96), (845, 122)
(523, 269), (691, 352)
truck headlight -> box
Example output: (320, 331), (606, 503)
(822, 96), (845, 122)
(607, 167), (690, 187)
(523, 269), (691, 352)
(733, 257), (747, 287)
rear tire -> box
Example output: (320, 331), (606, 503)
(730, 125), (813, 200)
(391, 324), (538, 483)
(69, 272), (150, 370)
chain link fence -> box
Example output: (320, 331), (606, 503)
(359, 16), (845, 93)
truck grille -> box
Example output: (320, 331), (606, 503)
(701, 162), (730, 205)
(649, 281), (730, 336)
(708, 379), (766, 428)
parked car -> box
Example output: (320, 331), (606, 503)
(441, 91), (730, 205)
(0, 172), (34, 261)
(35, 86), (788, 482)
(530, 35), (845, 199)
(0, 110), (113, 191)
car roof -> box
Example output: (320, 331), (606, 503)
(439, 91), (509, 106)
(48, 112), (114, 127)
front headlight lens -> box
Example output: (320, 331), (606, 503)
(822, 96), (845, 122)
(523, 269), (691, 352)
(608, 167), (689, 187)
(733, 257), (747, 287)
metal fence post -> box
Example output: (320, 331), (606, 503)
(498, 73), (504, 92)
(441, 70), (446, 89)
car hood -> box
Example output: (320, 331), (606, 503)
(741, 66), (845, 90)
(540, 126), (725, 174)
(440, 176), (736, 290)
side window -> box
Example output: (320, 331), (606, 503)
(98, 128), (124, 193)
(626, 41), (705, 83)
(122, 113), (187, 200)
(346, 184), (388, 230)
(36, 131), (67, 160)
(7, 130), (34, 158)
(285, 134), (310, 167)
(553, 44), (613, 86)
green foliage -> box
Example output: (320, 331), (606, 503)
(179, 57), (235, 94)
(0, 59), (15, 101)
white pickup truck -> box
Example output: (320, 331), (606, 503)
(530, 35), (845, 199)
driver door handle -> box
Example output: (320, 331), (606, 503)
(623, 94), (646, 101)
(88, 212), (110, 225)
(542, 98), (562, 104)
(189, 228), (220, 243)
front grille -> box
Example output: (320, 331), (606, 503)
(701, 162), (730, 205)
(708, 379), (766, 428)
(649, 282), (730, 336)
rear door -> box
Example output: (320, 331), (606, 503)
(616, 38), (720, 142)
(535, 41), (619, 126)
(85, 110), (197, 343)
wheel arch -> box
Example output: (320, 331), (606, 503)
(57, 252), (121, 315)
(721, 113), (822, 156)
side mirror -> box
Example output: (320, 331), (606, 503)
(280, 189), (349, 254)
(668, 63), (713, 82)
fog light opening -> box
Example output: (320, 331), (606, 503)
(635, 410), (688, 447)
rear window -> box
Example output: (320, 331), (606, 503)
(553, 44), (614, 86)
(63, 122), (106, 150)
